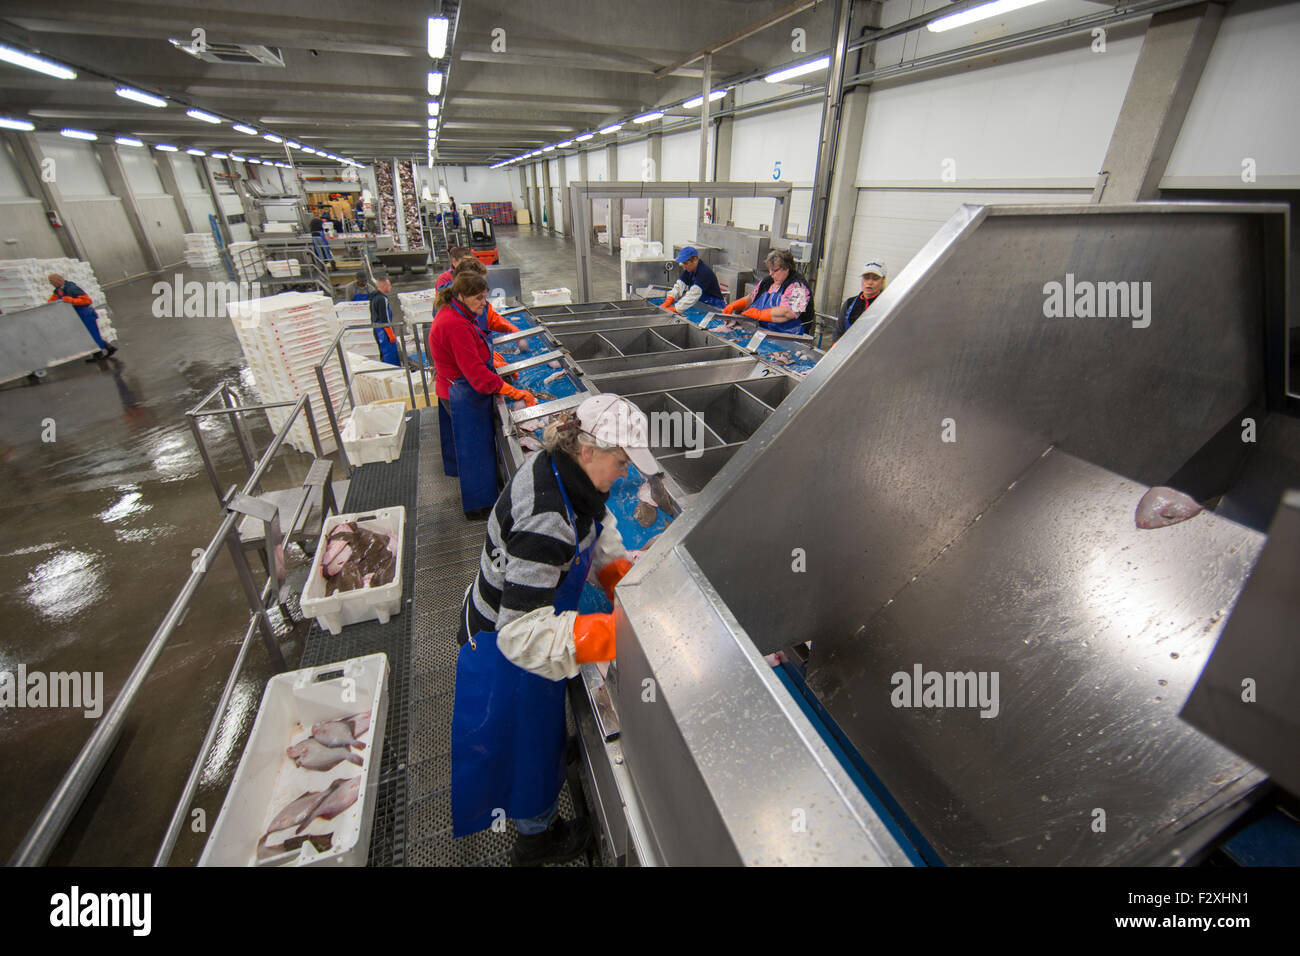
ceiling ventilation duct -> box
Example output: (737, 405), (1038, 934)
(170, 39), (285, 67)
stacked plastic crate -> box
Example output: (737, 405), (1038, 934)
(229, 242), (266, 283)
(184, 232), (223, 268)
(396, 287), (438, 335)
(227, 291), (346, 453)
(0, 257), (117, 343)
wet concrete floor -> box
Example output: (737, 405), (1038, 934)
(0, 224), (619, 865)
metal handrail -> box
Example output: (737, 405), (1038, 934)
(9, 393), (323, 866)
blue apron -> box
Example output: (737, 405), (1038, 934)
(446, 300), (500, 512)
(451, 459), (597, 836)
(752, 282), (805, 335)
(56, 282), (107, 351)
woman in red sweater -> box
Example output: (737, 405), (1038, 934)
(429, 273), (537, 519)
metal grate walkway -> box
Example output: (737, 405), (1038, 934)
(404, 410), (587, 866)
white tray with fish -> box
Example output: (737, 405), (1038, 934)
(341, 403), (408, 465)
(199, 652), (390, 867)
(300, 507), (405, 635)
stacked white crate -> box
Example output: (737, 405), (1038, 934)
(396, 287), (438, 334)
(227, 291), (346, 454)
(229, 241), (266, 282)
(184, 232), (223, 268)
(0, 257), (117, 344)
(268, 259), (302, 278)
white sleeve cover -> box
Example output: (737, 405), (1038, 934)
(667, 278), (687, 300)
(588, 508), (628, 583)
(496, 606), (581, 680)
(677, 282), (703, 310)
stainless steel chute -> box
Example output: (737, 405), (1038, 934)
(609, 202), (1295, 865)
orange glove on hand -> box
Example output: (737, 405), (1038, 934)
(573, 613), (616, 664)
(492, 351), (507, 368)
(660, 296), (676, 312)
(61, 296), (78, 304)
(596, 557), (634, 601)
(741, 307), (774, 322)
(499, 383), (537, 406)
(722, 298), (749, 315)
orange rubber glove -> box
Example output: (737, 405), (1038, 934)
(660, 296), (676, 312)
(722, 297), (750, 315)
(492, 351), (507, 368)
(486, 306), (518, 334)
(573, 613), (616, 663)
(596, 557), (634, 601)
(741, 307), (774, 322)
(499, 383), (537, 406)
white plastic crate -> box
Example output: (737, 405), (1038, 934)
(300, 507), (404, 635)
(341, 403), (408, 465)
(532, 287), (572, 306)
(198, 652), (389, 867)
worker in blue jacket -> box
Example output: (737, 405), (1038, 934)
(368, 275), (402, 366)
(48, 273), (116, 360)
(660, 246), (725, 312)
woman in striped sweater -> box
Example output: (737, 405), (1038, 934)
(452, 394), (658, 865)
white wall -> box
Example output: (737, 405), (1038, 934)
(35, 134), (109, 196)
(0, 142), (30, 198)
(170, 154), (216, 231)
(120, 147), (165, 196)
(728, 101), (821, 237)
(429, 164), (518, 205)
(1162, 0), (1300, 188)
(617, 139), (648, 181)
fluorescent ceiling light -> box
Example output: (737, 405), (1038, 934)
(428, 17), (449, 58)
(576, 133), (594, 142)
(211, 152), (228, 159)
(233, 124), (257, 135)
(764, 56), (830, 83)
(230, 154), (245, 161)
(556, 139), (573, 148)
(186, 108), (222, 124)
(633, 112), (663, 124)
(114, 136), (144, 147)
(186, 148), (205, 156)
(427, 118), (438, 130)
(248, 157), (261, 164)
(598, 124), (622, 135)
(683, 90), (727, 108)
(428, 101), (440, 117)
(263, 133), (283, 143)
(0, 43), (76, 80)
(928, 0), (1049, 32)
(116, 87), (167, 108)
(155, 143), (178, 151)
(428, 71), (443, 95)
(60, 128), (97, 141)
(542, 144), (555, 152)
(286, 140), (300, 149)
(0, 116), (35, 131)
(302, 146), (318, 154)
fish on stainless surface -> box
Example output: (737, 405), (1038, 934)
(646, 473), (680, 517)
(286, 737), (364, 771)
(306, 776), (361, 831)
(532, 390), (557, 402)
(634, 480), (658, 527)
(265, 788), (329, 835)
(1135, 486), (1203, 529)
(519, 435), (544, 453)
(543, 370), (566, 385)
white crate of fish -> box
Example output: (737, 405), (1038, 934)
(341, 402), (408, 465)
(300, 507), (404, 635)
(198, 652), (390, 867)
(531, 287), (572, 306)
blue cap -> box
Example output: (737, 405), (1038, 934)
(675, 246), (699, 264)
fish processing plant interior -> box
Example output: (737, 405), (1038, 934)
(0, 0), (1298, 878)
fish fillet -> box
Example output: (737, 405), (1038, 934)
(287, 737), (364, 771)
(1135, 486), (1203, 529)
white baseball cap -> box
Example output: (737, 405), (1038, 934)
(576, 393), (660, 476)
(862, 261), (887, 277)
